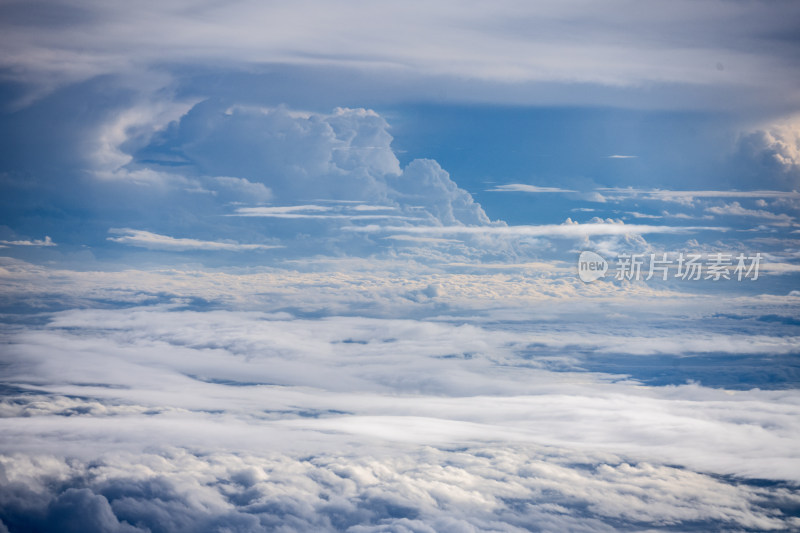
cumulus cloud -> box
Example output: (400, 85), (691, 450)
(389, 159), (491, 226)
(735, 122), (800, 188)
(0, 446), (798, 533)
(91, 99), (198, 184)
(107, 229), (281, 252)
(125, 102), (492, 227)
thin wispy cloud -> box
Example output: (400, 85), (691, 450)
(706, 202), (797, 225)
(349, 220), (722, 238)
(231, 207), (417, 221)
(0, 236), (56, 247)
(487, 184), (577, 193)
(107, 229), (281, 252)
(492, 184), (800, 203)
(383, 235), (462, 244)
(599, 187), (800, 202)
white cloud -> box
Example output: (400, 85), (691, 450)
(606, 154), (637, 159)
(706, 202), (796, 225)
(352, 204), (396, 211)
(1, 305), (799, 488)
(0, 236), (55, 247)
(107, 228), (281, 252)
(91, 99), (198, 183)
(348, 219), (720, 238)
(113, 103), (491, 227)
(487, 184), (576, 193)
(389, 159), (491, 226)
(384, 235), (462, 244)
(599, 187), (800, 204)
(626, 211), (662, 219)
(735, 121), (800, 188)
(213, 176), (273, 202)
(1, 445), (796, 532)
(3, 1), (799, 111)
(1, 255), (800, 530)
(231, 205), (417, 221)
(0, 256), (675, 314)
(490, 185), (800, 208)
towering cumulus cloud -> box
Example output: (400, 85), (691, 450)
(128, 102), (491, 227)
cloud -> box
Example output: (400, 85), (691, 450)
(106, 229), (280, 252)
(91, 99), (198, 184)
(0, 256), (676, 317)
(627, 211), (715, 221)
(490, 185), (800, 209)
(1, 446), (797, 533)
(2, 4), (800, 531)
(487, 184), (576, 193)
(125, 103), (492, 227)
(2, 1), (800, 111)
(0, 303), (799, 532)
(606, 155), (637, 159)
(735, 121), (800, 188)
(0, 236), (55, 247)
(389, 159), (491, 226)
(1, 257), (800, 530)
(626, 211), (662, 219)
(384, 235), (462, 245)
(599, 187), (800, 204)
(348, 219), (720, 238)
(706, 202), (796, 225)
(231, 205), (417, 222)
(213, 177), (273, 202)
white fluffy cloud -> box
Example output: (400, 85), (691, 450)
(1, 445), (797, 533)
(1, 303), (800, 531)
(2, 255), (800, 530)
(735, 122), (800, 189)
(112, 103), (492, 227)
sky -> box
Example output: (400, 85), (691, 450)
(1, 1), (800, 531)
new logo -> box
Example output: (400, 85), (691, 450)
(578, 251), (608, 282)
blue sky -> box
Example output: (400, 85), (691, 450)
(1, 1), (800, 531)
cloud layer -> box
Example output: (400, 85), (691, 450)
(1, 295), (799, 531)
(2, 0), (800, 111)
